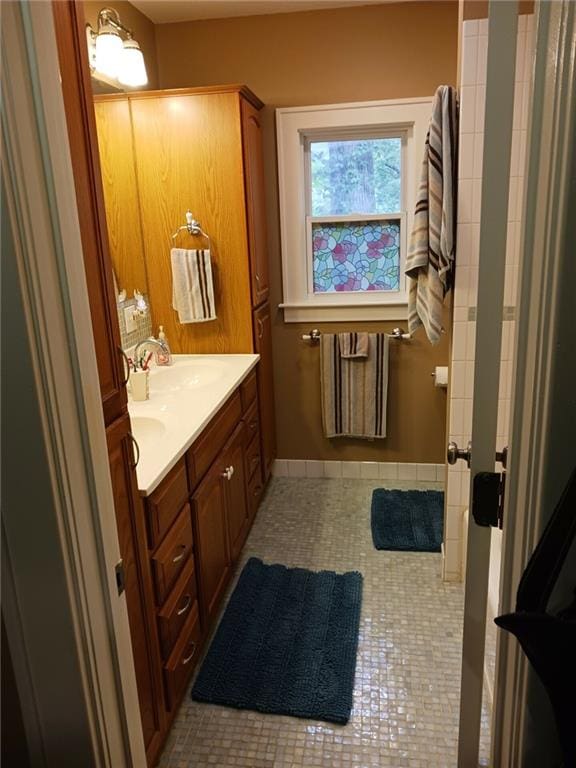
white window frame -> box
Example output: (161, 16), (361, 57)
(276, 98), (433, 322)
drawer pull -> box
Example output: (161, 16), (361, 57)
(128, 433), (140, 469)
(182, 644), (196, 665)
(176, 594), (192, 616)
(221, 465), (235, 481)
(117, 346), (130, 387)
(172, 545), (187, 564)
(249, 420), (258, 430)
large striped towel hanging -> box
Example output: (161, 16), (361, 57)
(320, 333), (389, 439)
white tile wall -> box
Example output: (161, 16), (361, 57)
(273, 460), (445, 488)
(444, 15), (534, 583)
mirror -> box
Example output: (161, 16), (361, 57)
(86, 2), (154, 348)
(91, 81), (153, 346)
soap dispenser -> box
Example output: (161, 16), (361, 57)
(156, 325), (172, 366)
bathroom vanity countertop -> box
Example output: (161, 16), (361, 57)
(128, 354), (259, 495)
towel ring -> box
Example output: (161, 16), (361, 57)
(171, 210), (212, 250)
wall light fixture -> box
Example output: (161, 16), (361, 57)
(86, 7), (148, 87)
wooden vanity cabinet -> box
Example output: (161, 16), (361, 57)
(192, 459), (232, 627)
(106, 415), (165, 760)
(253, 302), (276, 483)
(54, 4), (165, 766)
(137, 373), (264, 749)
(222, 422), (250, 563)
(241, 98), (270, 308)
(95, 86), (277, 477)
(53, 1), (127, 427)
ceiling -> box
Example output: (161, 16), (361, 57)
(130, 0), (406, 25)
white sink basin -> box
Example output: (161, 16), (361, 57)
(130, 416), (167, 451)
(148, 359), (226, 392)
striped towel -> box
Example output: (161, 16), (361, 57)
(320, 333), (389, 439)
(405, 85), (458, 344)
(338, 332), (369, 359)
(171, 248), (216, 323)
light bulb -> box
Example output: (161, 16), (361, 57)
(118, 38), (148, 87)
(95, 28), (123, 78)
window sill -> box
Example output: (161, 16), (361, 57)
(280, 302), (408, 323)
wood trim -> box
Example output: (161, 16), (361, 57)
(95, 83), (264, 109)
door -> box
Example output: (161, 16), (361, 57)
(241, 97), (270, 308)
(193, 460), (231, 626)
(253, 302), (276, 482)
(222, 423), (250, 562)
(450, 3), (528, 765)
(106, 415), (164, 761)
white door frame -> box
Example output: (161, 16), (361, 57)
(1, 3), (144, 765)
(492, 1), (576, 765)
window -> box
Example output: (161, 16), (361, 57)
(276, 99), (433, 321)
(308, 136), (403, 296)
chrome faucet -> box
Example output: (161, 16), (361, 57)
(134, 337), (171, 366)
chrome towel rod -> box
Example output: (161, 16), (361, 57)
(302, 327), (411, 343)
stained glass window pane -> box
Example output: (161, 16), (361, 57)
(312, 220), (401, 294)
(310, 137), (401, 216)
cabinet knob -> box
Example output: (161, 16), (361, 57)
(221, 465), (235, 481)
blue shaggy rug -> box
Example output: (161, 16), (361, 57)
(371, 489), (444, 552)
(191, 557), (362, 724)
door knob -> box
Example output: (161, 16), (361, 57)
(447, 440), (472, 467)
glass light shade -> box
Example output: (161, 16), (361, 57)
(94, 29), (123, 78)
(118, 39), (148, 87)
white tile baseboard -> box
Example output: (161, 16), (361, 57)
(272, 459), (445, 486)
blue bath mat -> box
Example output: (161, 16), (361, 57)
(371, 490), (444, 552)
(191, 557), (363, 724)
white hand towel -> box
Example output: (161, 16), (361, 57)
(171, 248), (216, 324)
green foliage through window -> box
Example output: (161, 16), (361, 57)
(310, 137), (402, 216)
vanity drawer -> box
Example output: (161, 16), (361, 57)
(146, 459), (189, 549)
(187, 390), (242, 488)
(157, 558), (199, 660)
(247, 465), (264, 519)
(245, 433), (261, 481)
(163, 605), (202, 711)
(240, 370), (257, 411)
(243, 400), (259, 445)
(152, 505), (194, 605)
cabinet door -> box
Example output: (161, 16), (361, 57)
(222, 423), (250, 563)
(241, 98), (270, 308)
(53, 2), (127, 425)
(106, 415), (164, 762)
(253, 302), (276, 483)
(192, 462), (231, 627)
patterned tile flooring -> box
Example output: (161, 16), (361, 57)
(159, 478), (491, 768)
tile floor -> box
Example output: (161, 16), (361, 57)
(159, 478), (491, 768)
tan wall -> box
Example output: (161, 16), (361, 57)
(155, 1), (458, 462)
(84, 0), (159, 89)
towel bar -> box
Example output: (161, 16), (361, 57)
(301, 327), (411, 343)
